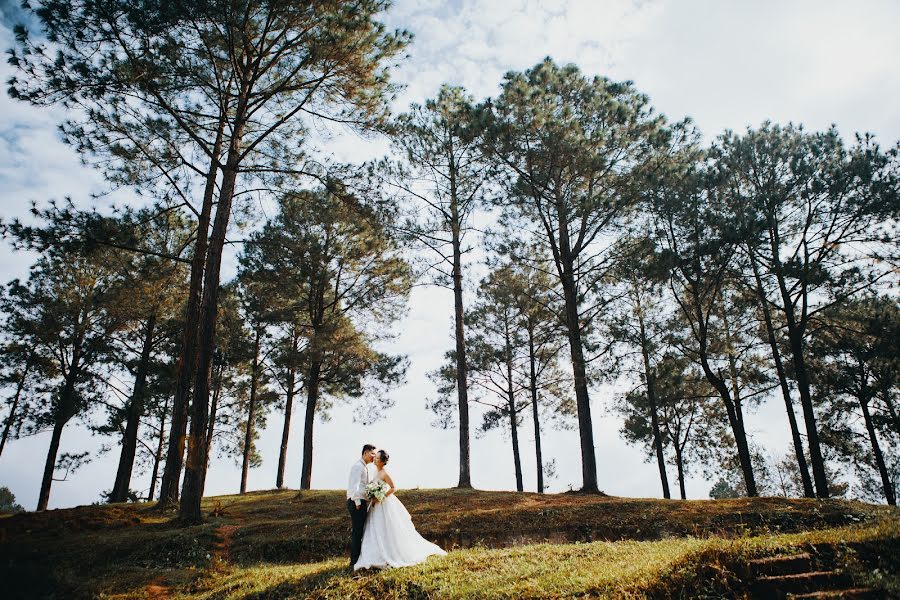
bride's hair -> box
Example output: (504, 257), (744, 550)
(377, 449), (390, 465)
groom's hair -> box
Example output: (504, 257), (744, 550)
(361, 444), (376, 455)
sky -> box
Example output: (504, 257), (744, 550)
(1, 0), (899, 511)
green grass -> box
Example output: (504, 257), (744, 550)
(174, 519), (900, 600)
(1, 488), (898, 599)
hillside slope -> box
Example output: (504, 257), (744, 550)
(2, 488), (898, 599)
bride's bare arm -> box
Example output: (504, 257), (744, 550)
(382, 471), (396, 498)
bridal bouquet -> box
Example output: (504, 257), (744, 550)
(365, 480), (389, 502)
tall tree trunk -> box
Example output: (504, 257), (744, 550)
(559, 256), (598, 492)
(158, 119), (224, 510)
(693, 295), (757, 496)
(37, 362), (79, 511)
(722, 305), (754, 492)
(723, 393), (756, 494)
(241, 328), (261, 494)
(180, 122), (246, 523)
(450, 194), (472, 488)
(179, 161), (233, 519)
(0, 356), (31, 458)
(636, 300), (671, 499)
(201, 364), (223, 498)
(276, 342), (297, 489)
(673, 441), (687, 500)
(276, 380), (295, 489)
(508, 397), (523, 493)
(300, 361), (321, 489)
(724, 348), (756, 495)
(784, 313), (828, 497)
(111, 314), (157, 503)
(552, 201), (598, 493)
(766, 221), (829, 497)
(748, 249), (814, 497)
(37, 417), (67, 511)
(527, 326), (544, 494)
(704, 359), (757, 497)
(859, 382), (896, 505)
(722, 300), (757, 497)
(504, 323), (523, 492)
(647, 401), (669, 499)
(148, 396), (169, 502)
(727, 353), (746, 434)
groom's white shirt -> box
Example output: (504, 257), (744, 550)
(347, 459), (370, 507)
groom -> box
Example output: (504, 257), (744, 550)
(347, 443), (376, 569)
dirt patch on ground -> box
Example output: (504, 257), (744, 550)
(146, 578), (171, 600)
(212, 524), (241, 565)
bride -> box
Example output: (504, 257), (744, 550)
(354, 449), (447, 570)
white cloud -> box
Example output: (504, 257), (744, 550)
(613, 0), (900, 140)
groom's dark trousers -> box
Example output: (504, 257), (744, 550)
(348, 499), (367, 568)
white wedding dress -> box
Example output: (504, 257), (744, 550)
(354, 471), (447, 570)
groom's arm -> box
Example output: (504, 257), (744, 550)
(347, 463), (365, 507)
(347, 464), (359, 507)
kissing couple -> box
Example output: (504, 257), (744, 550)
(347, 444), (447, 571)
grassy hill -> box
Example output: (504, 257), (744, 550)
(1, 488), (898, 599)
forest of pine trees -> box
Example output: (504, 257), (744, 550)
(0, 1), (898, 516)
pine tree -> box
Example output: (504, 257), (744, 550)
(0, 245), (125, 510)
(238, 185), (410, 489)
(811, 296), (900, 505)
(478, 59), (671, 492)
(385, 86), (491, 488)
(715, 123), (900, 497)
(11, 0), (411, 521)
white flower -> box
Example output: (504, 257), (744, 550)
(365, 481), (389, 502)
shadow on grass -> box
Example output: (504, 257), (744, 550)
(242, 565), (353, 599)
